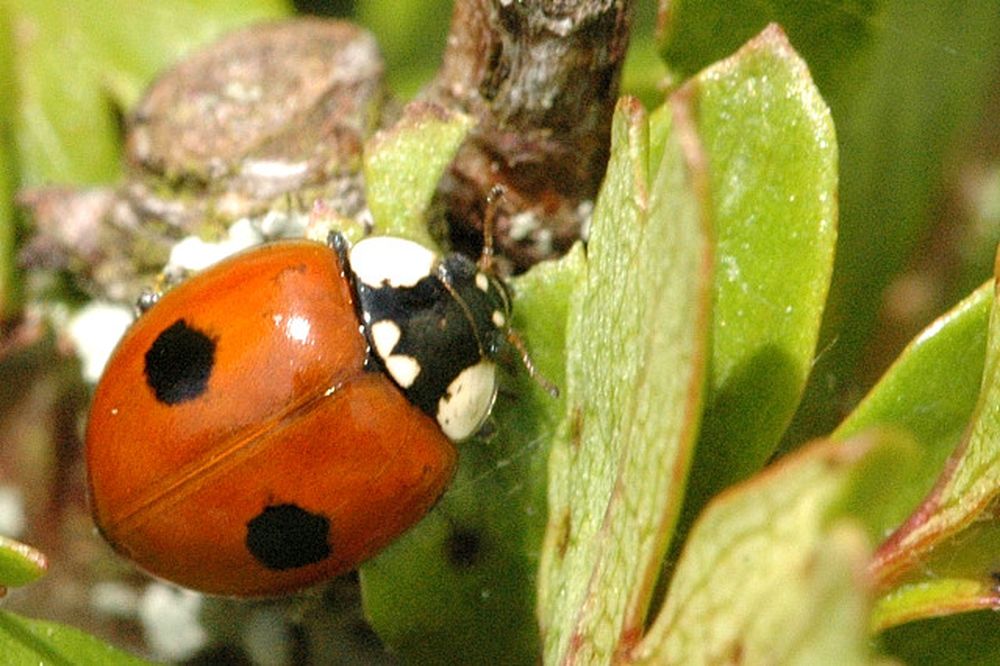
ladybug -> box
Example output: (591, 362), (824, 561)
(85, 232), (514, 596)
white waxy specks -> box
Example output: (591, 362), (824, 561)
(492, 310), (506, 328)
(370, 320), (402, 358)
(385, 355), (421, 388)
(350, 236), (437, 289)
(475, 272), (489, 292)
(67, 302), (135, 383)
(138, 583), (207, 662)
(437, 361), (497, 441)
(167, 218), (261, 273)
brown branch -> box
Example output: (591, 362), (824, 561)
(426, 0), (634, 270)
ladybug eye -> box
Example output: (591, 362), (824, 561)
(143, 319), (216, 405)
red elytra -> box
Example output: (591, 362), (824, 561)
(85, 240), (456, 596)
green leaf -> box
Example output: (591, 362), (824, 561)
(0, 536), (46, 589)
(360, 244), (579, 665)
(356, 0), (451, 99)
(866, 275), (1000, 629)
(658, 1), (878, 87)
(835, 282), (992, 536)
(0, 4), (18, 317)
(873, 572), (1000, 634)
(674, 24), (838, 541)
(880, 610), (1000, 666)
(362, 102), (475, 247)
(0, 610), (152, 665)
(809, 2), (1000, 439)
(10, 0), (289, 186)
(661, 1), (1000, 442)
(633, 432), (915, 665)
(537, 92), (712, 663)
(621, 2), (669, 110)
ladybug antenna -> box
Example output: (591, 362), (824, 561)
(480, 184), (506, 272)
(480, 184), (559, 398)
(507, 329), (560, 398)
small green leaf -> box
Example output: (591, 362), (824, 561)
(873, 574), (1000, 634)
(0, 536), (46, 589)
(0, 610), (152, 665)
(10, 0), (289, 186)
(360, 245), (579, 665)
(537, 93), (712, 664)
(835, 282), (992, 536)
(867, 274), (1000, 628)
(362, 102), (474, 247)
(674, 23), (838, 547)
(634, 432), (916, 665)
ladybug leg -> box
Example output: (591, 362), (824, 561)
(135, 287), (161, 315)
(327, 231), (351, 270)
(473, 413), (499, 442)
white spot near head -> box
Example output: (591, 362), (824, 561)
(370, 320), (401, 358)
(437, 361), (497, 441)
(385, 354), (421, 388)
(349, 236), (437, 288)
(475, 272), (489, 292)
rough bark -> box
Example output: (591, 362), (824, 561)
(426, 0), (634, 269)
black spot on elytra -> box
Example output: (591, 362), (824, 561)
(144, 319), (216, 405)
(245, 503), (331, 570)
(446, 527), (484, 569)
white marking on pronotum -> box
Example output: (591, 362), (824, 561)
(385, 355), (421, 389)
(370, 320), (402, 358)
(475, 272), (489, 292)
(437, 361), (497, 441)
(492, 310), (506, 328)
(349, 237), (437, 289)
